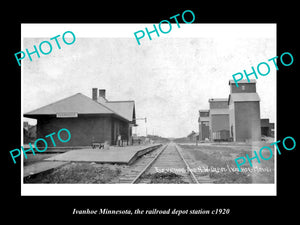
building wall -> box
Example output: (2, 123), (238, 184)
(209, 100), (229, 141)
(112, 119), (130, 145)
(210, 114), (229, 133)
(199, 111), (209, 117)
(199, 121), (209, 140)
(261, 119), (272, 137)
(210, 101), (228, 109)
(36, 115), (114, 147)
(229, 102), (235, 139)
(230, 83), (256, 93)
(234, 102), (261, 142)
(261, 127), (270, 136)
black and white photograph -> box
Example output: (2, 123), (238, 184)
(21, 24), (276, 195)
(3, 3), (299, 222)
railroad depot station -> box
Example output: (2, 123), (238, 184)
(24, 88), (137, 147)
(23, 81), (274, 181)
(198, 79), (274, 142)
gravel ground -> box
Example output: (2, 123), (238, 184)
(179, 142), (275, 183)
(140, 172), (189, 184)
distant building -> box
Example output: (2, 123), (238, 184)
(198, 110), (210, 141)
(208, 98), (230, 141)
(228, 80), (261, 142)
(23, 122), (36, 144)
(187, 131), (199, 142)
(261, 118), (274, 137)
(24, 88), (136, 147)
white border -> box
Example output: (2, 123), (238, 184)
(21, 23), (277, 196)
(22, 183), (276, 196)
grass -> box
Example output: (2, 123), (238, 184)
(180, 142), (275, 183)
(24, 163), (121, 183)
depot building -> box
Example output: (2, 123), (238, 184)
(24, 88), (136, 147)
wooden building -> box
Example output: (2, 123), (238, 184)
(261, 118), (274, 137)
(24, 88), (136, 147)
(198, 110), (210, 141)
(228, 80), (261, 142)
(208, 98), (230, 141)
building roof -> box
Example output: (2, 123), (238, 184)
(199, 109), (209, 113)
(261, 118), (269, 123)
(229, 79), (257, 85)
(261, 118), (270, 127)
(187, 131), (196, 137)
(228, 93), (260, 104)
(208, 98), (228, 102)
(103, 101), (135, 122)
(24, 93), (135, 123)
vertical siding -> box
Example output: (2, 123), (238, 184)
(210, 101), (229, 109)
(210, 114), (230, 132)
(36, 115), (113, 147)
(234, 102), (261, 142)
(230, 83), (256, 93)
(200, 122), (210, 140)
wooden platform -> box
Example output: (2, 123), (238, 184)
(44, 144), (162, 165)
(24, 161), (69, 178)
(23, 144), (162, 178)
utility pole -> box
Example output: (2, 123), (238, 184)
(134, 117), (147, 137)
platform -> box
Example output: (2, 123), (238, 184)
(23, 144), (162, 178)
(44, 144), (162, 165)
(24, 161), (69, 178)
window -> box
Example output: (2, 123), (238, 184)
(241, 85), (245, 91)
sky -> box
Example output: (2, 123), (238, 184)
(22, 24), (276, 138)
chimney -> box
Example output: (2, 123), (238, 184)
(99, 89), (106, 98)
(92, 88), (98, 101)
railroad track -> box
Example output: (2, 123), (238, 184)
(118, 142), (199, 184)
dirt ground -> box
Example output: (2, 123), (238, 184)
(24, 161), (122, 183)
(140, 172), (189, 184)
(179, 142), (275, 183)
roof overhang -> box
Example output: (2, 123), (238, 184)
(228, 79), (257, 85)
(228, 93), (260, 104)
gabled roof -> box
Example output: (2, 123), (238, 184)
(199, 109), (209, 113)
(187, 131), (197, 137)
(228, 93), (260, 104)
(102, 101), (135, 122)
(24, 93), (135, 122)
(24, 93), (113, 115)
